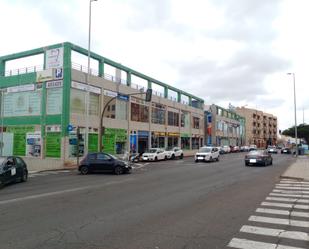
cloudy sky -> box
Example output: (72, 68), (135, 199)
(1, 0), (308, 130)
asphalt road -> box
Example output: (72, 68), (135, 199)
(0, 153), (297, 249)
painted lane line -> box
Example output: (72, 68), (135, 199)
(266, 197), (309, 204)
(273, 189), (309, 194)
(276, 186), (309, 190)
(270, 193), (309, 198)
(228, 238), (305, 249)
(240, 225), (309, 241)
(0, 179), (134, 206)
(280, 181), (309, 185)
(261, 202), (309, 210)
(256, 208), (309, 218)
(249, 215), (309, 228)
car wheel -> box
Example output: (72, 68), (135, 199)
(180, 154), (183, 159)
(195, 159), (198, 163)
(217, 156), (220, 161)
(209, 157), (213, 162)
(21, 169), (28, 182)
(80, 166), (89, 175)
(245, 162), (249, 166)
(114, 166), (123, 175)
(270, 159), (273, 165)
(171, 154), (175, 160)
(164, 156), (168, 160)
(155, 157), (158, 161)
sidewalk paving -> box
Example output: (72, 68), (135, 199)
(281, 155), (309, 181)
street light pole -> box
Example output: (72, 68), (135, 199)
(85, 0), (97, 156)
(287, 72), (298, 157)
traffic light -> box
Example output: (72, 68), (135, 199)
(145, 88), (152, 102)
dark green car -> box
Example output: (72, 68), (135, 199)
(0, 156), (28, 187)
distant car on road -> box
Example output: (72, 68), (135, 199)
(142, 148), (167, 161)
(281, 147), (292, 154)
(240, 146), (250, 152)
(245, 150), (273, 166)
(79, 152), (132, 175)
(195, 146), (220, 162)
(267, 145), (278, 154)
(0, 156), (28, 187)
(221, 145), (231, 153)
(165, 147), (184, 160)
(249, 144), (257, 151)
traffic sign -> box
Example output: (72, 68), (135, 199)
(67, 124), (74, 132)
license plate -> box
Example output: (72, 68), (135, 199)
(249, 159), (257, 163)
(283, 150), (287, 152)
(143, 158), (148, 160)
(197, 157), (204, 160)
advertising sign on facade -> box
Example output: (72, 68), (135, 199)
(7, 84), (35, 93)
(26, 132), (41, 157)
(71, 81), (101, 94)
(36, 69), (54, 82)
(46, 80), (63, 89)
(45, 47), (64, 69)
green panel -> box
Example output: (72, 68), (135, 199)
(61, 43), (71, 137)
(0, 73), (36, 87)
(3, 116), (41, 126)
(45, 132), (61, 158)
(88, 133), (98, 152)
(99, 59), (104, 77)
(7, 126), (35, 156)
(102, 128), (127, 154)
(45, 115), (62, 125)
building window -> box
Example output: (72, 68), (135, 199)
(103, 90), (127, 120)
(192, 137), (200, 149)
(168, 111), (179, 127)
(131, 102), (149, 123)
(181, 137), (190, 150)
(152, 103), (166, 125)
(168, 137), (178, 148)
(181, 111), (190, 128)
(70, 88), (99, 116)
(151, 133), (165, 148)
(193, 117), (200, 129)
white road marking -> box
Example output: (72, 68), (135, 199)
(280, 181), (309, 185)
(240, 225), (309, 241)
(228, 238), (305, 249)
(276, 186), (309, 190)
(273, 189), (309, 194)
(277, 184), (309, 187)
(261, 201), (309, 210)
(266, 197), (309, 203)
(270, 193), (309, 198)
(0, 179), (134, 206)
(249, 215), (309, 228)
(256, 208), (309, 218)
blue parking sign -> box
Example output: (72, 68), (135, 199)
(55, 68), (63, 79)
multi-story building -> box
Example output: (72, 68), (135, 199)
(0, 42), (205, 170)
(235, 107), (277, 148)
(205, 104), (246, 146)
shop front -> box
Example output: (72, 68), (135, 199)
(151, 131), (165, 148)
(138, 130), (149, 154)
(103, 128), (127, 155)
(167, 132), (179, 148)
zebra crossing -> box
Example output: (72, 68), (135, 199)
(227, 179), (309, 249)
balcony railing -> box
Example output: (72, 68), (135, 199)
(3, 65), (44, 76)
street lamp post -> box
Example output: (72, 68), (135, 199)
(85, 0), (97, 156)
(287, 72), (298, 157)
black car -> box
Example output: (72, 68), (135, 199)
(79, 152), (132, 175)
(281, 147), (291, 154)
(0, 156), (28, 187)
(245, 150), (273, 166)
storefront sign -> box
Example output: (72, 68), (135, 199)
(153, 132), (166, 136)
(7, 84), (35, 93)
(37, 69), (54, 82)
(167, 132), (180, 137)
(71, 81), (101, 94)
(46, 80), (63, 88)
(26, 132), (41, 157)
(181, 133), (190, 138)
(46, 47), (64, 69)
(138, 131), (149, 137)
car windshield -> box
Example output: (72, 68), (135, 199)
(165, 147), (173, 151)
(248, 150), (263, 155)
(110, 154), (118, 160)
(199, 147), (211, 153)
(148, 149), (158, 153)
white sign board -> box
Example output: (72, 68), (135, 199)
(7, 84), (35, 93)
(36, 68), (54, 82)
(46, 80), (63, 89)
(45, 47), (64, 69)
(71, 81), (101, 94)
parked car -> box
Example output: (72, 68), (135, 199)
(240, 146), (250, 152)
(79, 152), (132, 175)
(0, 156), (28, 187)
(267, 145), (278, 154)
(281, 147), (291, 154)
(249, 144), (257, 151)
(165, 147), (184, 159)
(221, 145), (231, 153)
(245, 150), (273, 166)
(142, 148), (167, 161)
(195, 146), (220, 162)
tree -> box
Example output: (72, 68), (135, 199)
(282, 124), (309, 143)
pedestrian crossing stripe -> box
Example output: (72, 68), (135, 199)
(240, 225), (309, 241)
(255, 208), (309, 218)
(270, 193), (309, 198)
(266, 196), (309, 203)
(280, 180), (309, 185)
(276, 184), (309, 187)
(276, 186), (309, 190)
(248, 215), (309, 228)
(261, 201), (309, 209)
(273, 189), (309, 194)
(228, 237), (305, 249)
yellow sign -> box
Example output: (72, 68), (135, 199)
(167, 132), (180, 137)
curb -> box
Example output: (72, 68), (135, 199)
(29, 167), (77, 174)
(280, 175), (304, 181)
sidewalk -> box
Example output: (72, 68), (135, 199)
(281, 155), (309, 181)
